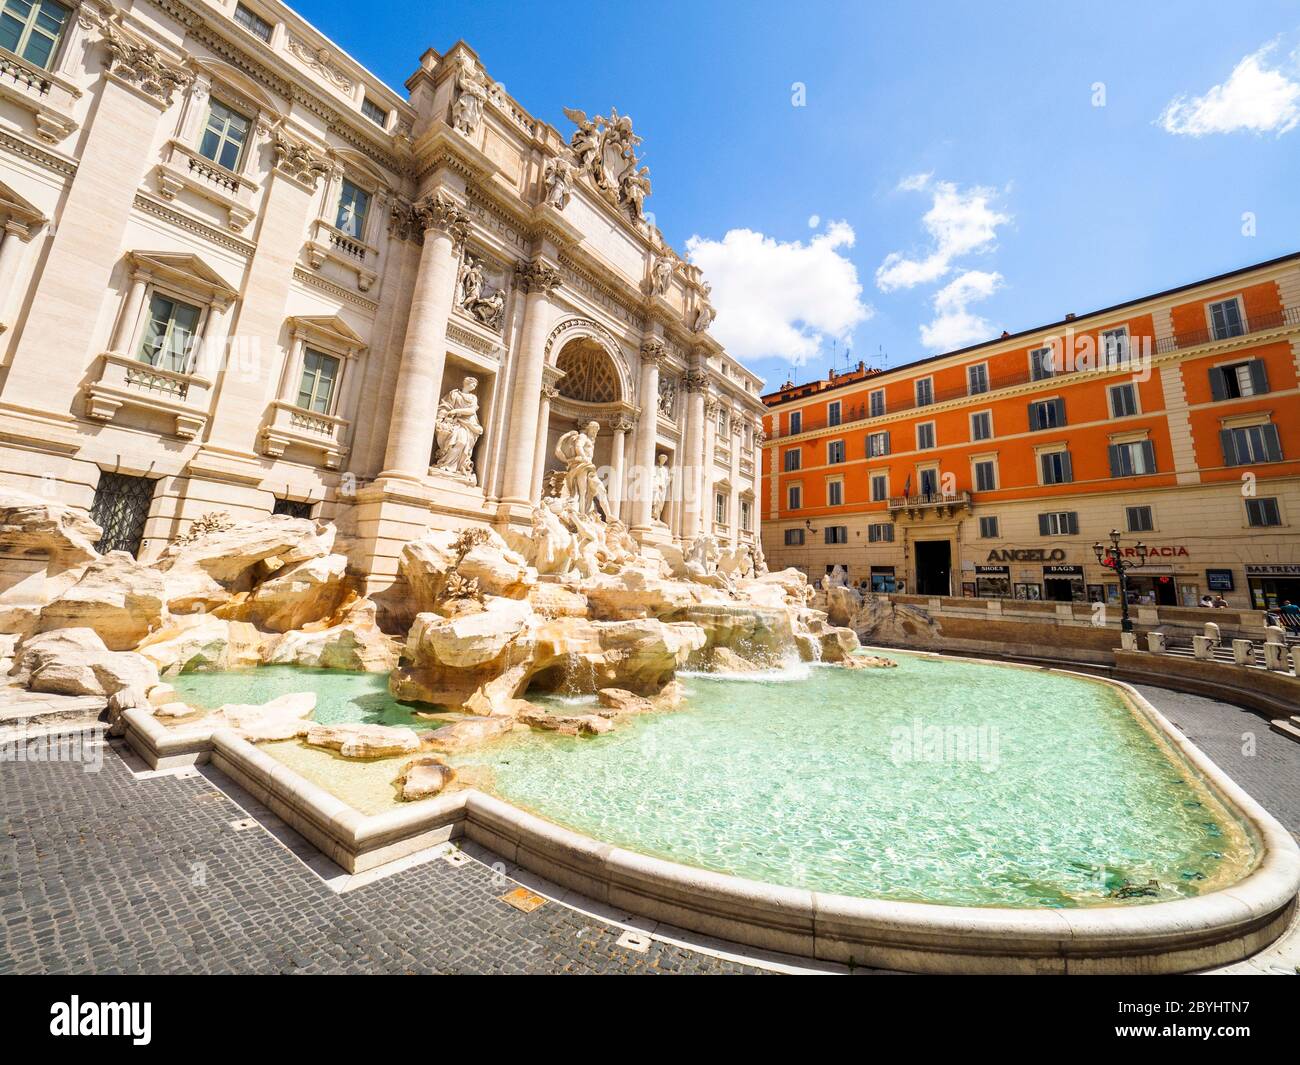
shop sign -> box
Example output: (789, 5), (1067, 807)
(975, 565), (1009, 574)
(1206, 569), (1234, 591)
(986, 549), (1066, 563)
(1245, 564), (1300, 577)
(1044, 565), (1083, 576)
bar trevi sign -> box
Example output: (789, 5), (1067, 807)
(1245, 564), (1300, 577)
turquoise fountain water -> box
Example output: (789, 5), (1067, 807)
(450, 654), (1248, 908)
(170, 654), (1250, 907)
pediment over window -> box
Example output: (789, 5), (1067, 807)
(0, 181), (47, 236)
(127, 251), (239, 305)
(190, 57), (286, 122)
(288, 314), (366, 356)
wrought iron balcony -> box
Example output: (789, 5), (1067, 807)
(887, 490), (971, 518)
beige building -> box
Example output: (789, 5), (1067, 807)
(0, 0), (765, 615)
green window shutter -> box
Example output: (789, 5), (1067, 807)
(1038, 513), (1050, 535)
(1219, 428), (1238, 466)
(1141, 440), (1156, 472)
(1107, 444), (1121, 477)
(1067, 512), (1079, 535)
(1249, 360), (1270, 395)
(1061, 452), (1073, 482)
(1053, 398), (1066, 426)
(1209, 367), (1227, 402)
(1262, 424), (1283, 462)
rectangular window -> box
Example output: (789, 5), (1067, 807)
(789, 410), (802, 434)
(869, 389), (885, 417)
(335, 179), (371, 238)
(868, 522), (894, 543)
(199, 99), (251, 172)
(870, 474), (887, 502)
(137, 292), (201, 373)
(784, 528), (805, 546)
(1028, 397), (1066, 431)
(1209, 359), (1269, 401)
(714, 492), (727, 524)
(1126, 505), (1154, 533)
(978, 515), (999, 539)
(824, 526), (848, 545)
(827, 440), (845, 464)
(1040, 451), (1073, 485)
(1108, 440), (1157, 477)
(783, 448), (801, 472)
(740, 499), (752, 532)
(717, 408), (728, 434)
(1246, 497), (1282, 527)
(973, 460), (996, 492)
(787, 485), (801, 510)
(1037, 511), (1079, 536)
(1101, 327), (1129, 365)
(1208, 298), (1245, 340)
(296, 348), (340, 414)
(916, 423), (935, 450)
(970, 411), (992, 441)
(273, 496), (314, 519)
(827, 480), (843, 506)
(0, 0), (69, 69)
(89, 472), (157, 558)
(967, 364), (989, 395)
(233, 2), (272, 42)
(866, 430), (890, 457)
(1108, 382), (1137, 418)
(827, 400), (841, 426)
(361, 97), (388, 126)
(1221, 423), (1283, 466)
(1030, 346), (1055, 380)
(919, 468), (939, 497)
(915, 378), (934, 406)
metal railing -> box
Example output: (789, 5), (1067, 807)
(768, 305), (1300, 440)
(886, 490), (971, 511)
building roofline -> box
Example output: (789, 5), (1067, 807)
(761, 250), (1300, 406)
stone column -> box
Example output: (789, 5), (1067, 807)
(530, 384), (560, 502)
(609, 416), (630, 520)
(681, 364), (708, 540)
(0, 223), (34, 327)
(729, 420), (743, 548)
(379, 191), (469, 480)
(499, 260), (563, 506)
(631, 338), (666, 533)
(111, 271), (149, 353)
(703, 393), (720, 534)
(197, 298), (233, 378)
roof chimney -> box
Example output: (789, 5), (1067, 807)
(1064, 313), (1076, 321)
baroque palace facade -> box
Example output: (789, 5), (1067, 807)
(0, 0), (764, 603)
(760, 253), (1300, 611)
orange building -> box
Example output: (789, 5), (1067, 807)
(760, 253), (1300, 610)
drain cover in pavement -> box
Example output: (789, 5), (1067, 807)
(500, 887), (546, 913)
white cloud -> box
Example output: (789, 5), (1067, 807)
(875, 175), (1011, 291)
(919, 270), (1003, 351)
(1159, 42), (1300, 136)
(685, 221), (871, 365)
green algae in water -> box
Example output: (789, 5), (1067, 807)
(169, 665), (454, 730)
(449, 654), (1254, 909)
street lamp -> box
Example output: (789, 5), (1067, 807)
(1093, 528), (1148, 633)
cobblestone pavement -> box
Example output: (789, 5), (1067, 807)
(0, 685), (1296, 975)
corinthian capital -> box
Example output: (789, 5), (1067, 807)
(639, 336), (669, 365)
(271, 130), (332, 190)
(514, 259), (563, 294)
(102, 24), (192, 107)
(684, 369), (709, 393)
(411, 190), (470, 246)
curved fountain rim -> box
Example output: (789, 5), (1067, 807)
(133, 654), (1300, 972)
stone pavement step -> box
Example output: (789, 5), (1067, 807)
(1269, 719), (1300, 745)
(0, 685), (106, 738)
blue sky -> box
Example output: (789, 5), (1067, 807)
(293, 0), (1300, 388)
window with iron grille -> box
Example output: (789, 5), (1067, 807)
(1126, 505), (1154, 532)
(90, 473), (157, 557)
(1246, 498), (1281, 527)
(273, 497), (314, 519)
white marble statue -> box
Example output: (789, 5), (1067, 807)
(555, 420), (611, 518)
(650, 453), (670, 522)
(694, 298), (716, 333)
(432, 377), (483, 482)
(451, 54), (489, 137)
(620, 164), (651, 220)
(651, 255), (674, 296)
(456, 255), (505, 330)
(543, 152), (575, 210)
(828, 564), (850, 589)
(457, 255), (484, 308)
